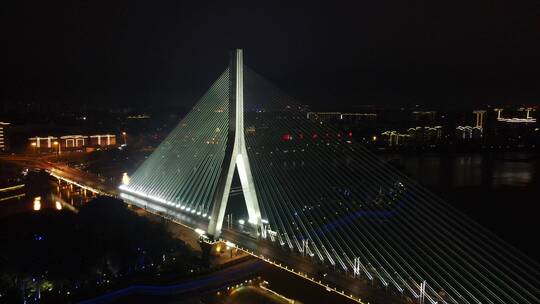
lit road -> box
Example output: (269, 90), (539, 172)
(0, 155), (119, 195)
(222, 226), (404, 303)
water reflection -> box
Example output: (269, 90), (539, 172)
(0, 173), (98, 218)
(381, 151), (538, 189)
(452, 155), (483, 187)
(493, 161), (534, 187)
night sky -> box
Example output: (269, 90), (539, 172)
(3, 1), (540, 110)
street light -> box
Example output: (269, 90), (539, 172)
(31, 142), (37, 154)
(122, 132), (127, 145)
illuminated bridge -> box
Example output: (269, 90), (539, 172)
(120, 50), (539, 304)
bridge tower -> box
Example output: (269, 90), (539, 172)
(207, 49), (263, 238)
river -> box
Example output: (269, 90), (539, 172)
(378, 150), (539, 260)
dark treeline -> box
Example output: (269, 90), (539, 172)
(0, 197), (200, 303)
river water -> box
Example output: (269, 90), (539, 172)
(0, 164), (97, 217)
(378, 151), (539, 260)
(2, 151), (538, 261)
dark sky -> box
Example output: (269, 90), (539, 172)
(3, 1), (540, 110)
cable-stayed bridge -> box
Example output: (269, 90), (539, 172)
(119, 50), (539, 304)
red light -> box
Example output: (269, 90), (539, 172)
(312, 133), (318, 139)
(299, 133), (304, 139)
(337, 133), (341, 138)
(282, 134), (293, 141)
(348, 131), (353, 137)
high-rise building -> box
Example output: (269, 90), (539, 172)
(381, 130), (411, 146)
(0, 122), (10, 152)
(473, 110), (487, 128)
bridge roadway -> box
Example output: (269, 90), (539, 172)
(132, 198), (405, 304)
(0, 155), (119, 196)
(0, 154), (404, 304)
(221, 228), (402, 304)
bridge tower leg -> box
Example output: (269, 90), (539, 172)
(207, 49), (262, 239)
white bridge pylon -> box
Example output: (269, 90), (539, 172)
(207, 49), (262, 238)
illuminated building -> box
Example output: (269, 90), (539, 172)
(472, 126), (483, 139)
(521, 107), (535, 120)
(306, 112), (377, 122)
(127, 114), (151, 119)
(0, 122), (10, 152)
(425, 126), (443, 141)
(494, 108), (503, 119)
(60, 135), (87, 149)
(456, 125), (482, 140)
(381, 131), (411, 146)
(382, 126), (441, 147)
(407, 126), (424, 141)
(494, 107), (536, 123)
(456, 126), (472, 139)
(29, 133), (119, 152)
(408, 126), (441, 142)
(28, 136), (58, 152)
(89, 134), (116, 146)
(473, 110), (486, 128)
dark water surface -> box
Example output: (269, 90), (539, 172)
(378, 151), (539, 261)
(0, 166), (97, 218)
(2, 151), (538, 263)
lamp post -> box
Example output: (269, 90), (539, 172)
(122, 132), (127, 145)
(31, 142), (37, 154)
